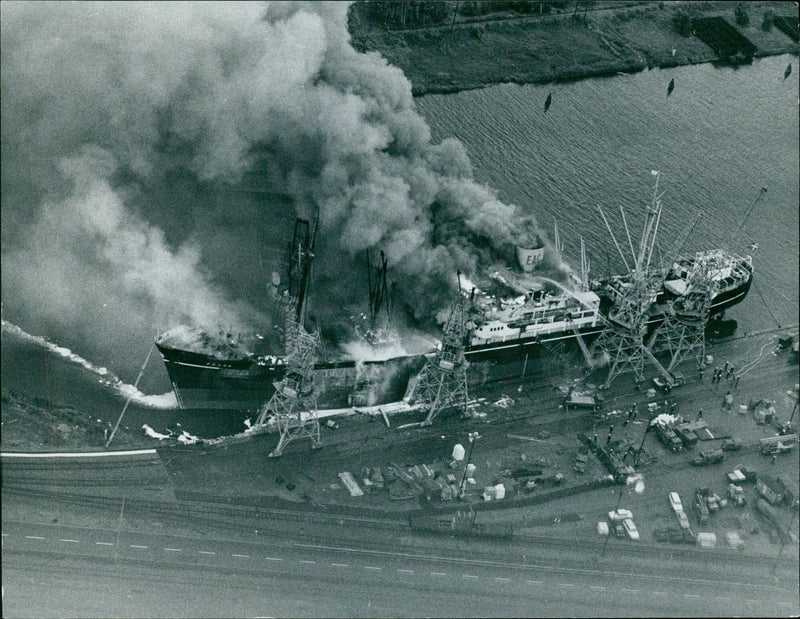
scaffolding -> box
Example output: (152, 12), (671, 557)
(413, 279), (470, 426)
(255, 319), (322, 457)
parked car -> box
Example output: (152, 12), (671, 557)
(613, 522), (626, 538)
(608, 508), (633, 522)
(722, 437), (742, 451)
(669, 492), (683, 513)
(676, 510), (691, 529)
(622, 518), (640, 540)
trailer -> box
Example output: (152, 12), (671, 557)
(759, 434), (797, 455)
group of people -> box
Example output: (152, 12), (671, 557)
(709, 360), (740, 389)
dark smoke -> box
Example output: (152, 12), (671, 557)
(1, 1), (554, 378)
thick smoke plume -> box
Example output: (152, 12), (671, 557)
(1, 1), (554, 378)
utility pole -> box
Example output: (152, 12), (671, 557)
(459, 431), (480, 499)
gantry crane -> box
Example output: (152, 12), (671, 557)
(590, 172), (676, 388)
(412, 273), (470, 426)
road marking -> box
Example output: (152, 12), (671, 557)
(558, 583), (575, 588)
(96, 542), (114, 546)
(431, 572), (447, 577)
(463, 575), (479, 579)
(590, 586), (606, 591)
(653, 592), (668, 596)
(265, 557), (283, 561)
(332, 563), (349, 567)
(130, 545), (148, 549)
(198, 551), (216, 555)
(745, 600), (759, 604)
(398, 569), (414, 574)
(232, 554), (249, 559)
(365, 566), (382, 571)
(684, 594), (700, 599)
(25, 536), (45, 540)
(527, 580), (543, 585)
(59, 539), (80, 543)
(164, 548), (183, 552)
(495, 577), (511, 582)
(2, 533), (9, 537)
(715, 597), (730, 601)
(621, 588), (638, 593)
(299, 560), (316, 564)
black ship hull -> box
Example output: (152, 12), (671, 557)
(157, 264), (752, 411)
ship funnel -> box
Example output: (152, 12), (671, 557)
(516, 245), (545, 273)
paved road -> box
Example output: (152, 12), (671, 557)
(3, 514), (797, 617)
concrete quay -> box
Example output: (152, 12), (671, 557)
(156, 325), (799, 555)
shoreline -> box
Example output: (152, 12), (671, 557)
(349, 1), (798, 97)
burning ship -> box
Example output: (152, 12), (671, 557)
(156, 212), (753, 411)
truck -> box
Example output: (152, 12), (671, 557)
(564, 390), (603, 412)
(694, 488), (710, 523)
(727, 483), (746, 507)
(655, 422), (684, 453)
(691, 448), (725, 466)
(721, 437), (743, 451)
(674, 424), (699, 449)
(759, 434), (797, 455)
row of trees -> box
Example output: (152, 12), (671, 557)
(366, 1), (449, 28)
(366, 1), (586, 29)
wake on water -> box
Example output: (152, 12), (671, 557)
(1, 319), (176, 409)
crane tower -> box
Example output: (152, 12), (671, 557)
(413, 275), (470, 426)
(591, 172), (674, 388)
(256, 318), (322, 457)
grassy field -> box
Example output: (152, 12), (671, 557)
(349, 1), (798, 95)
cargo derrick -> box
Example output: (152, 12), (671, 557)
(591, 172), (674, 388)
(412, 273), (470, 426)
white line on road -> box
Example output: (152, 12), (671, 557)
(299, 560), (316, 564)
(621, 588), (638, 593)
(527, 580), (543, 585)
(745, 600), (759, 604)
(684, 594), (701, 599)
(96, 542), (113, 546)
(365, 566), (382, 571)
(164, 548), (183, 552)
(232, 554), (249, 559)
(431, 572), (447, 577)
(130, 545), (148, 549)
(653, 592), (668, 596)
(398, 569), (414, 574)
(198, 551), (215, 555)
(25, 536), (45, 540)
(2, 533), (8, 537)
(463, 575), (479, 579)
(590, 586), (606, 591)
(332, 563), (348, 567)
(558, 583), (575, 588)
(265, 557), (283, 561)
(714, 597), (730, 601)
(59, 539), (80, 543)
(495, 577), (511, 582)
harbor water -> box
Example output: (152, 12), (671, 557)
(416, 53), (799, 336)
(2, 54), (798, 439)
